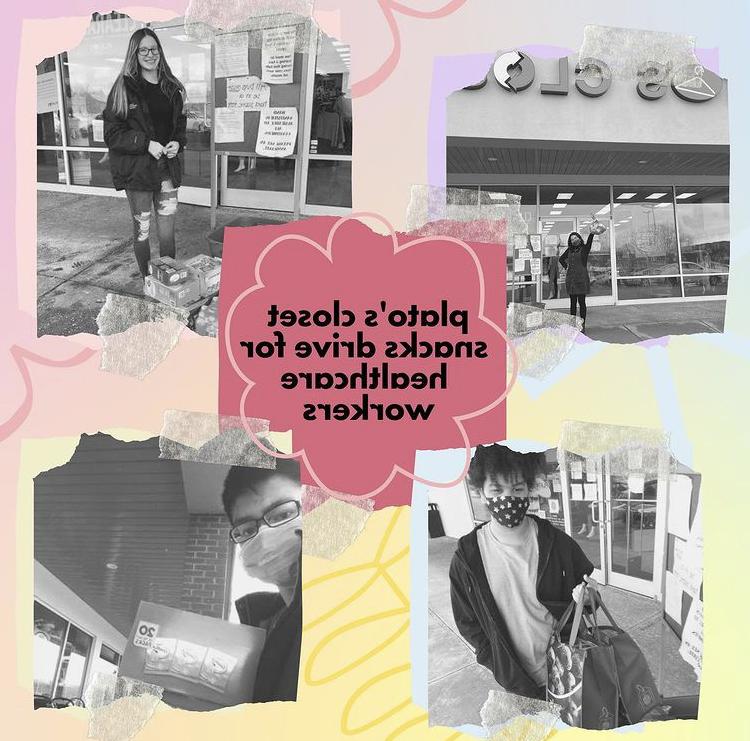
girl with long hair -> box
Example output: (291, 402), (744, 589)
(103, 28), (187, 279)
(559, 231), (594, 332)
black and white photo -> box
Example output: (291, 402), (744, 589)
(427, 442), (703, 729)
(33, 433), (302, 710)
(36, 12), (352, 336)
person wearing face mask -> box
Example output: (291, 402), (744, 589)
(103, 28), (187, 280)
(222, 458), (302, 702)
(559, 231), (595, 332)
(449, 445), (595, 699)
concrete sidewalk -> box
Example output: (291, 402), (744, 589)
(549, 301), (725, 344)
(37, 191), (726, 341)
(36, 190), (295, 336)
(428, 535), (698, 728)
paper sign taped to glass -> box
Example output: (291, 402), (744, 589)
(119, 601), (266, 711)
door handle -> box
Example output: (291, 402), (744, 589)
(590, 501), (599, 524)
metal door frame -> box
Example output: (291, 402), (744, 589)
(541, 215), (616, 309)
(560, 449), (667, 597)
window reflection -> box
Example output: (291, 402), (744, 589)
(37, 150), (65, 184)
(155, 22), (212, 189)
(683, 273), (728, 297)
(37, 58), (61, 146)
(56, 624), (93, 699)
(59, 18), (212, 190)
(482, 186), (537, 295)
(34, 602), (67, 696)
(617, 277), (682, 300)
(540, 185), (612, 299)
(612, 187), (679, 277)
(61, 16), (144, 148)
(226, 156), (294, 192)
(33, 601), (95, 701)
(306, 160), (351, 207)
(676, 186), (729, 274)
(310, 34), (351, 156)
(69, 151), (114, 187)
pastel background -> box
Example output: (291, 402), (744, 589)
(4, 0), (750, 739)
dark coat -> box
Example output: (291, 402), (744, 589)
(103, 76), (186, 191)
(235, 559), (302, 703)
(449, 515), (594, 698)
(559, 232), (594, 295)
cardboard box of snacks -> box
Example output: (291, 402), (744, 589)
(149, 256), (190, 286)
(144, 274), (201, 308)
(185, 254), (222, 297)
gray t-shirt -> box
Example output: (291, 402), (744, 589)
(477, 517), (555, 686)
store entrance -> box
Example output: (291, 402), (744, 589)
(220, 154), (297, 212)
(561, 450), (666, 598)
(541, 216), (615, 309)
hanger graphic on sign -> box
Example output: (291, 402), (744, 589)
(672, 64), (722, 102)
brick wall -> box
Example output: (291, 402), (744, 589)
(181, 514), (233, 619)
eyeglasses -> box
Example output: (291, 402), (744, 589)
(229, 500), (301, 544)
(138, 47), (160, 58)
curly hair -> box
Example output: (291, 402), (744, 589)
(466, 444), (545, 491)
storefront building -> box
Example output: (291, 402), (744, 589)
(446, 53), (729, 306)
(36, 13), (352, 218)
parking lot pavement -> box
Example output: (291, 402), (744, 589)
(36, 191), (293, 336)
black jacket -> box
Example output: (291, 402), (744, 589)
(449, 515), (593, 698)
(103, 76), (187, 191)
(236, 560), (302, 703)
(559, 232), (594, 295)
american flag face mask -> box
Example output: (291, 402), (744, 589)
(486, 496), (530, 528)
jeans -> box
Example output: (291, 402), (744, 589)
(125, 161), (178, 277)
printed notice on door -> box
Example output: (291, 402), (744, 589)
(262, 26), (296, 84)
(226, 76), (270, 111)
(256, 107), (298, 157)
(37, 71), (58, 114)
(215, 32), (249, 78)
(215, 108), (245, 143)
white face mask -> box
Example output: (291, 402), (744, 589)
(239, 518), (301, 589)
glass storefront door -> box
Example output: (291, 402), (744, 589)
(220, 153), (297, 210)
(541, 215), (614, 308)
(560, 448), (667, 597)
(539, 185), (614, 308)
(37, 15), (352, 217)
(604, 449), (668, 597)
(560, 450), (606, 585)
(215, 22), (309, 212)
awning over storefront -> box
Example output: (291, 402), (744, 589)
(34, 435), (191, 636)
(447, 138), (729, 184)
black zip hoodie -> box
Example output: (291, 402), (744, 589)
(103, 76), (187, 191)
(235, 555), (302, 703)
(449, 515), (593, 698)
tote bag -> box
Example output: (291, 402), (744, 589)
(546, 588), (619, 729)
(591, 596), (663, 724)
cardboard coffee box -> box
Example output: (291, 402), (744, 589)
(119, 601), (266, 711)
